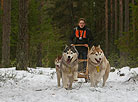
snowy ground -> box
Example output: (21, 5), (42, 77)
(0, 67), (138, 102)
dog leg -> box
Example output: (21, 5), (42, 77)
(74, 71), (78, 81)
(57, 70), (61, 87)
(96, 70), (105, 87)
(90, 73), (96, 87)
(68, 82), (72, 90)
(103, 64), (110, 87)
(62, 72), (68, 89)
(74, 65), (78, 81)
(68, 75), (74, 90)
(95, 80), (99, 87)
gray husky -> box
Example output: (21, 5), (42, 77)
(60, 45), (79, 90)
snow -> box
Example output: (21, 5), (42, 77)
(0, 67), (138, 102)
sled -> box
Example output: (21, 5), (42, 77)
(72, 44), (89, 82)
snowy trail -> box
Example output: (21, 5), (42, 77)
(0, 67), (138, 102)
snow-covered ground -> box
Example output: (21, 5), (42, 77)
(0, 67), (138, 102)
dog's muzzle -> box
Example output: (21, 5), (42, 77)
(56, 65), (60, 68)
(95, 58), (101, 63)
(67, 56), (73, 64)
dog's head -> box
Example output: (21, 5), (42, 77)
(88, 45), (104, 64)
(55, 56), (62, 68)
(62, 45), (78, 64)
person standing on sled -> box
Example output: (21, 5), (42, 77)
(69, 18), (94, 72)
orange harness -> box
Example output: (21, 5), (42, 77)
(75, 29), (86, 38)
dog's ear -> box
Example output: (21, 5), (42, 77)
(65, 44), (68, 48)
(72, 46), (79, 55)
(91, 46), (95, 51)
(63, 45), (68, 52)
(76, 48), (79, 55)
(98, 45), (101, 48)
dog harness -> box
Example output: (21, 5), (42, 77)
(69, 67), (72, 73)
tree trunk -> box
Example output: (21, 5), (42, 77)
(105, 0), (108, 56)
(2, 0), (11, 67)
(114, 0), (118, 40)
(132, 0), (136, 55)
(132, 0), (135, 34)
(16, 0), (29, 70)
(110, 0), (113, 35)
(110, 0), (114, 52)
(36, 43), (42, 67)
(119, 0), (123, 37)
(124, 0), (129, 34)
(124, 0), (129, 38)
(119, 0), (126, 66)
(1, 0), (3, 9)
(124, 0), (129, 63)
(36, 0), (44, 67)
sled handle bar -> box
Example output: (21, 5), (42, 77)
(71, 44), (89, 51)
(71, 44), (88, 47)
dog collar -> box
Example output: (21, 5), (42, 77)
(96, 66), (100, 72)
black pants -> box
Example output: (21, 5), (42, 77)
(78, 48), (88, 71)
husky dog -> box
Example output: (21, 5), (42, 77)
(88, 45), (110, 87)
(55, 56), (62, 87)
(61, 45), (79, 90)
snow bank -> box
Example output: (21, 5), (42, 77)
(0, 67), (137, 102)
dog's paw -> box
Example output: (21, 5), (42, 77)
(63, 85), (68, 89)
(74, 79), (78, 81)
(65, 87), (72, 90)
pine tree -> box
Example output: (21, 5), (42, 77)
(1, 0), (11, 67)
(16, 0), (29, 70)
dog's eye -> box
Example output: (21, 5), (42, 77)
(71, 52), (73, 54)
(67, 52), (68, 54)
(95, 54), (98, 56)
(90, 52), (94, 55)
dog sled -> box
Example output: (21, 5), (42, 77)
(72, 44), (89, 82)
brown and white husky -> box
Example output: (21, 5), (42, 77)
(88, 45), (110, 87)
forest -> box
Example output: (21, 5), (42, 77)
(0, 0), (138, 69)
